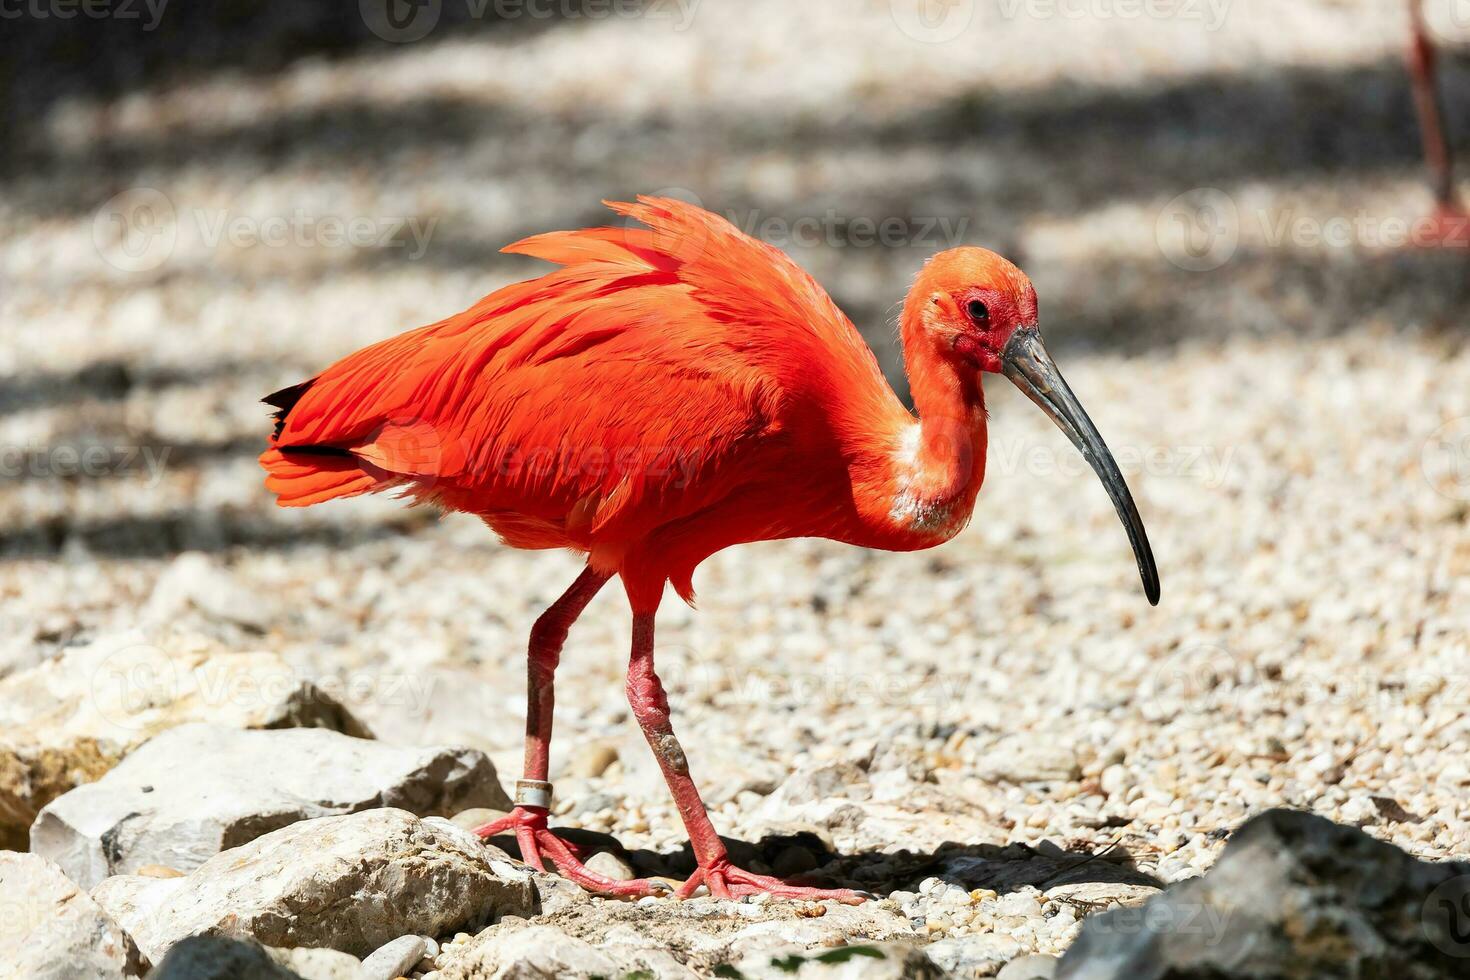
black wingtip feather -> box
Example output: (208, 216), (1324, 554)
(263, 378), (315, 439)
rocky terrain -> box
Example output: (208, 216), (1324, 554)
(3, 0), (1470, 976)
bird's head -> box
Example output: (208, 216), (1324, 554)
(904, 246), (1038, 374)
(903, 246), (1160, 606)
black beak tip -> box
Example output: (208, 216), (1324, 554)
(1145, 576), (1160, 606)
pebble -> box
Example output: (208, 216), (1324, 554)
(583, 851), (638, 881)
(998, 954), (1061, 979)
(359, 935), (426, 980)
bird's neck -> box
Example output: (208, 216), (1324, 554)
(872, 341), (989, 543)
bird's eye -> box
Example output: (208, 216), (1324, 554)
(966, 300), (989, 323)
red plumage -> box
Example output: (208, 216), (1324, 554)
(262, 196), (920, 606)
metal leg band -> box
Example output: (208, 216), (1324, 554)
(515, 779), (553, 809)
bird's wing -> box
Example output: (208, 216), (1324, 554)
(265, 196), (896, 531)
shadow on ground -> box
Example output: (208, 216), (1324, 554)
(485, 827), (1162, 897)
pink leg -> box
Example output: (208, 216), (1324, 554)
(1408, 0), (1467, 226)
(625, 610), (867, 904)
(474, 566), (663, 898)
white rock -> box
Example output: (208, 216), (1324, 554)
(732, 942), (936, 979)
(1044, 881), (1160, 908)
(924, 934), (1024, 976)
(0, 631), (369, 849)
(978, 738), (1081, 784)
(764, 760), (871, 807)
(91, 808), (536, 963)
(0, 852), (142, 979)
(997, 953), (1061, 979)
(359, 935), (428, 980)
(438, 924), (697, 979)
(1339, 796), (1378, 825)
(32, 722), (513, 887)
(995, 890), (1044, 918)
(143, 552), (284, 632)
(1099, 764), (1132, 798)
(583, 849), (638, 881)
(721, 903), (917, 961)
(269, 946), (363, 980)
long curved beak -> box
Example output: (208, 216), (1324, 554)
(1001, 328), (1160, 606)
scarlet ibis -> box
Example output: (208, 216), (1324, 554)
(260, 197), (1159, 902)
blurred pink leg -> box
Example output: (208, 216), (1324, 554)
(1408, 0), (1465, 216)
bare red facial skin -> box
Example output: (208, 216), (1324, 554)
(952, 284), (1037, 373)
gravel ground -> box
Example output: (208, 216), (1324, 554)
(4, 0), (1470, 965)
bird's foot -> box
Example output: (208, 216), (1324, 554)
(472, 806), (666, 899)
(676, 856), (868, 905)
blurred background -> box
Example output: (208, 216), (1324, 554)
(3, 0), (1470, 911)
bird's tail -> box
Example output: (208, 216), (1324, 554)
(258, 446), (381, 507)
(259, 377), (384, 507)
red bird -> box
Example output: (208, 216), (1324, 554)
(260, 197), (1158, 902)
